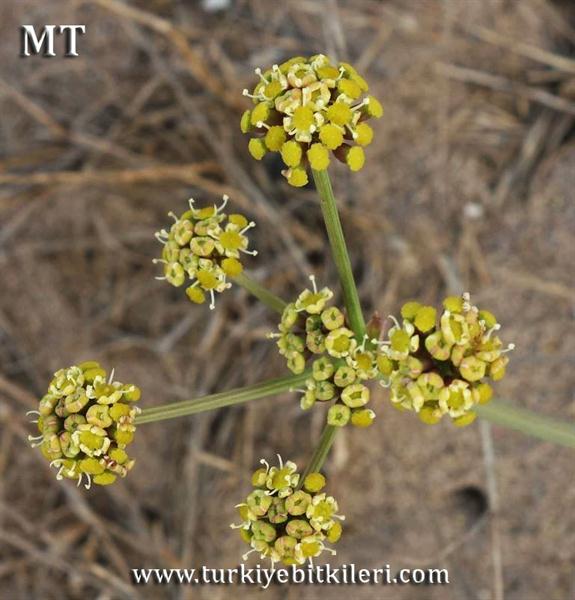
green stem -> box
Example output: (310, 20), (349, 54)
(233, 271), (287, 314)
(136, 371), (308, 424)
(299, 424), (338, 483)
(477, 399), (575, 449)
(299, 169), (366, 480)
(312, 168), (365, 338)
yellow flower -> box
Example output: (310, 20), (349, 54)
(155, 196), (256, 309)
(381, 293), (514, 426)
(28, 362), (140, 488)
(232, 457), (343, 566)
(270, 276), (382, 427)
(242, 54), (382, 186)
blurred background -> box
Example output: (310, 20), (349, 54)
(0, 0), (574, 598)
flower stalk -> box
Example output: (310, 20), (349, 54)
(300, 424), (338, 484)
(476, 399), (575, 449)
(299, 168), (367, 478)
(136, 371), (309, 425)
(312, 168), (366, 338)
(233, 271), (287, 314)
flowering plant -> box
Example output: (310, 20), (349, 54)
(27, 53), (574, 569)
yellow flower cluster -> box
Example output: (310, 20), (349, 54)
(380, 294), (514, 426)
(154, 196), (256, 309)
(28, 362), (140, 488)
(232, 456), (343, 566)
(241, 55), (383, 186)
(270, 277), (383, 428)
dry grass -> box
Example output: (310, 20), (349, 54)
(0, 1), (574, 598)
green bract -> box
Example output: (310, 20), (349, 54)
(28, 362), (140, 488)
(382, 293), (514, 426)
(232, 456), (343, 566)
(154, 195), (256, 309)
(241, 54), (383, 186)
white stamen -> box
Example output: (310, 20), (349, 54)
(242, 548), (258, 561)
(388, 314), (401, 329)
(484, 323), (501, 340)
(242, 219), (256, 231)
(26, 410), (41, 417)
(108, 369), (115, 384)
(84, 474), (92, 490)
(209, 289), (216, 310)
(254, 67), (267, 84)
(168, 211), (178, 222)
(218, 194), (229, 212)
(154, 276), (167, 281)
(309, 274), (318, 294)
(345, 123), (358, 139)
(352, 98), (370, 112)
(28, 434), (44, 447)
